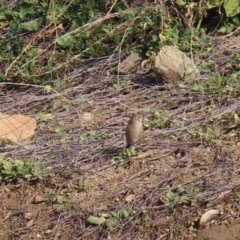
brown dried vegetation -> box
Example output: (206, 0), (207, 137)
(1, 32), (240, 239)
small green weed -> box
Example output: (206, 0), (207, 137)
(188, 125), (222, 142)
(159, 18), (208, 54)
(112, 147), (138, 163)
(0, 157), (51, 181)
(79, 130), (106, 141)
(189, 112), (240, 144)
(78, 177), (94, 192)
(191, 73), (240, 98)
(88, 209), (133, 227)
(56, 201), (73, 212)
(162, 185), (202, 214)
(35, 112), (52, 121)
(49, 178), (94, 212)
(59, 178), (94, 197)
(144, 111), (171, 130)
(89, 130), (105, 139)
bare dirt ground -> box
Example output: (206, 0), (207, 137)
(1, 34), (240, 239)
(196, 223), (240, 240)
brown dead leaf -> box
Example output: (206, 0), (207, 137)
(125, 194), (135, 203)
(52, 98), (66, 111)
(82, 112), (102, 124)
(26, 220), (34, 228)
(82, 112), (95, 122)
(25, 212), (33, 220)
(0, 113), (36, 142)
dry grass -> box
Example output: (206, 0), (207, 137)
(0, 32), (240, 239)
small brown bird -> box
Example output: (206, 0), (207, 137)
(126, 114), (143, 148)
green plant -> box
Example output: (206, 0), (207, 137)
(144, 111), (171, 130)
(191, 73), (240, 98)
(88, 209), (133, 227)
(35, 112), (52, 121)
(189, 111), (240, 144)
(188, 124), (222, 142)
(112, 146), (138, 162)
(0, 157), (51, 180)
(60, 178), (94, 196)
(159, 9), (209, 53)
(89, 130), (105, 139)
(179, 28), (208, 53)
(162, 185), (202, 214)
(1, 0), (234, 84)
(56, 201), (73, 212)
(206, 0), (240, 18)
(48, 178), (93, 211)
(78, 177), (94, 192)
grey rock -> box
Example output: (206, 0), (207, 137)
(154, 46), (199, 84)
(118, 53), (143, 74)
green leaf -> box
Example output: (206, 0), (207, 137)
(24, 174), (32, 179)
(177, 0), (186, 7)
(32, 166), (40, 176)
(151, 35), (159, 43)
(19, 3), (34, 18)
(207, 0), (223, 9)
(19, 18), (42, 31)
(224, 0), (240, 17)
(0, 13), (7, 21)
(15, 159), (25, 166)
(0, 156), (5, 163)
(55, 126), (64, 133)
(43, 166), (51, 176)
(57, 35), (74, 47)
(10, 19), (19, 32)
(131, 147), (137, 155)
(120, 210), (130, 218)
(166, 190), (174, 199)
(87, 216), (106, 225)
(57, 195), (65, 203)
(111, 211), (118, 217)
(177, 185), (184, 193)
(191, 83), (206, 91)
(3, 10), (19, 20)
(2, 160), (12, 171)
(218, 26), (227, 34)
(43, 85), (53, 93)
(105, 217), (119, 227)
(35, 113), (52, 121)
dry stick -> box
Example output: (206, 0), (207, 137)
(0, 82), (81, 117)
(61, 10), (134, 39)
(212, 25), (240, 39)
(107, 0), (118, 15)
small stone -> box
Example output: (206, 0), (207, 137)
(25, 212), (33, 220)
(33, 195), (44, 203)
